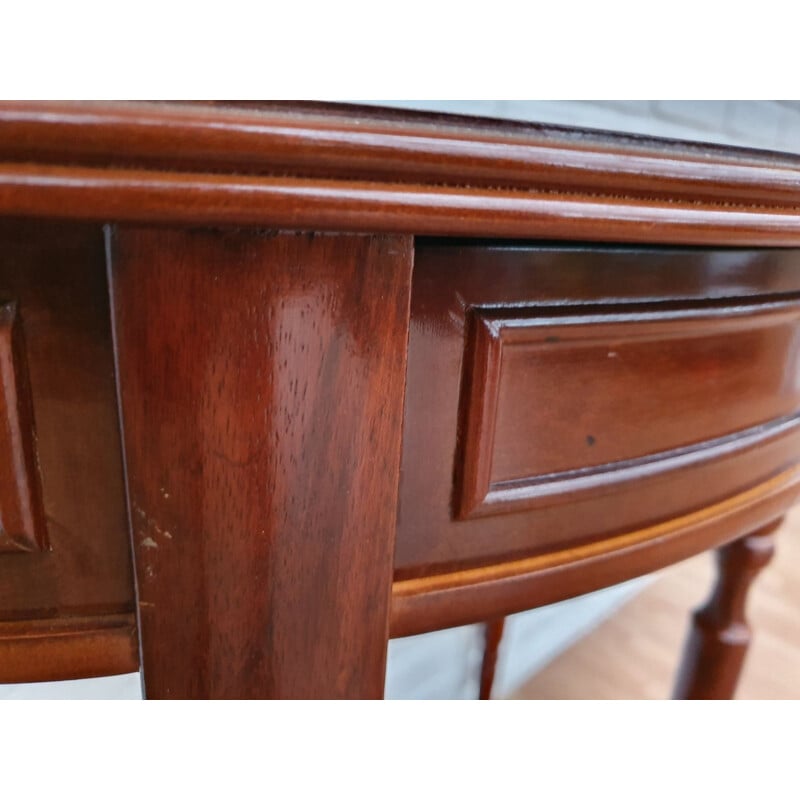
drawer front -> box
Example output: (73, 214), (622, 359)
(460, 301), (800, 519)
(396, 244), (800, 577)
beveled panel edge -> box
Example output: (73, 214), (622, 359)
(480, 415), (800, 518)
(456, 310), (503, 518)
(0, 103), (800, 243)
(458, 300), (800, 519)
(0, 301), (47, 553)
(390, 465), (800, 637)
(0, 613), (139, 683)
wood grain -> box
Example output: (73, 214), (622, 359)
(109, 227), (413, 698)
(0, 220), (134, 621)
(0, 103), (798, 697)
(513, 507), (800, 700)
(391, 468), (800, 637)
(0, 613), (138, 683)
(397, 244), (800, 579)
(0, 102), (800, 244)
(2, 163), (800, 246)
(0, 300), (47, 552)
(458, 301), (800, 519)
(1, 101), (800, 205)
(673, 520), (779, 699)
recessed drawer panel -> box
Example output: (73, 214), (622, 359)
(396, 244), (800, 578)
(460, 301), (800, 519)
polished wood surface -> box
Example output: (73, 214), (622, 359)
(109, 227), (413, 698)
(459, 301), (800, 519)
(0, 300), (47, 552)
(3, 101), (800, 205)
(673, 520), (779, 699)
(1, 102), (800, 244)
(391, 469), (800, 637)
(0, 614), (137, 683)
(397, 244), (800, 579)
(514, 506), (800, 700)
(0, 220), (136, 680)
(0, 103), (797, 698)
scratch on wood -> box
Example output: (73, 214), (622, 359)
(133, 499), (173, 542)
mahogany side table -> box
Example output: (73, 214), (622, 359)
(0, 101), (799, 698)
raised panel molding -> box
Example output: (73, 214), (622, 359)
(0, 301), (47, 552)
(457, 300), (800, 519)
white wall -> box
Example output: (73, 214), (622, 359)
(361, 100), (800, 152)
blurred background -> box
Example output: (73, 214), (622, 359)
(360, 100), (800, 152)
(3, 101), (800, 699)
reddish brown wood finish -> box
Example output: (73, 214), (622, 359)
(479, 617), (505, 700)
(459, 301), (800, 519)
(396, 244), (800, 580)
(0, 219), (136, 681)
(391, 472), (800, 637)
(109, 227), (413, 698)
(0, 104), (798, 699)
(0, 300), (47, 552)
(2, 163), (800, 246)
(0, 613), (137, 683)
(1, 101), (800, 205)
(1, 103), (800, 245)
(673, 520), (780, 699)
(0, 221), (134, 619)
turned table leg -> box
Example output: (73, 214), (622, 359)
(479, 617), (506, 700)
(672, 518), (780, 699)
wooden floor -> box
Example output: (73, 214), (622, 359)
(513, 506), (800, 699)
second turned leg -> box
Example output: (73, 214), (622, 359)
(479, 617), (506, 700)
(672, 518), (781, 700)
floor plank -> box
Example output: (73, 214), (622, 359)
(512, 507), (800, 699)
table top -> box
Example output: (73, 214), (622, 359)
(1, 100), (800, 246)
